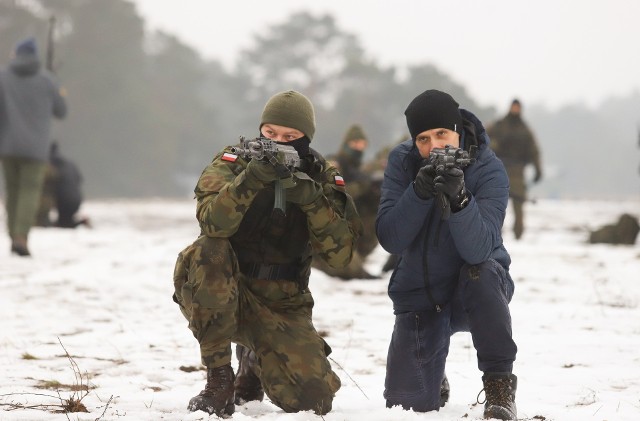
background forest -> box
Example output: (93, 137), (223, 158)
(1, 0), (638, 199)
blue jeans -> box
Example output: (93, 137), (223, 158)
(384, 259), (517, 412)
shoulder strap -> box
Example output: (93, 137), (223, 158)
(305, 148), (327, 180)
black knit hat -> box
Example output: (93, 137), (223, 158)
(260, 90), (316, 140)
(404, 89), (463, 139)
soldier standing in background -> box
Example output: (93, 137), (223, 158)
(316, 124), (379, 279)
(0, 37), (68, 256)
(172, 90), (361, 417)
(487, 99), (542, 240)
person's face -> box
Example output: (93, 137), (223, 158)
(261, 124), (304, 142)
(415, 128), (460, 158)
(347, 138), (368, 152)
(509, 103), (521, 115)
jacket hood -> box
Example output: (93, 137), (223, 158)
(10, 54), (41, 76)
(459, 108), (489, 151)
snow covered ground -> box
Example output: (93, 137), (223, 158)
(1, 198), (639, 421)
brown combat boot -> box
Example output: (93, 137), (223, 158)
(187, 363), (235, 417)
(234, 344), (264, 405)
(11, 235), (30, 257)
(479, 372), (517, 420)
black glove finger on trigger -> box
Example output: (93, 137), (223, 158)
(444, 167), (464, 178)
(422, 164), (437, 177)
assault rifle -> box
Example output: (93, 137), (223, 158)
(429, 144), (477, 173)
(230, 136), (301, 214)
(46, 15), (56, 73)
(230, 136), (300, 169)
(428, 144), (477, 220)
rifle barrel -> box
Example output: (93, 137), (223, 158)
(46, 15), (56, 72)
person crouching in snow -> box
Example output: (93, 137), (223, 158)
(376, 89), (518, 420)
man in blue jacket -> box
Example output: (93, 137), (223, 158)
(376, 89), (517, 420)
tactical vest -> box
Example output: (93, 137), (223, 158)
(229, 150), (327, 283)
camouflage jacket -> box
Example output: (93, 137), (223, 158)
(486, 114), (541, 172)
(194, 145), (362, 276)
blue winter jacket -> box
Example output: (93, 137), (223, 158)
(376, 109), (511, 314)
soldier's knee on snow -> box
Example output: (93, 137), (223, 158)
(274, 378), (336, 415)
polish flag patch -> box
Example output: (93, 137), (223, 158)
(221, 152), (238, 162)
(334, 175), (345, 186)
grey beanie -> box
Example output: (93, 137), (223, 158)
(260, 90), (316, 140)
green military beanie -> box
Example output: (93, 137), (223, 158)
(343, 124), (367, 142)
(260, 90), (316, 140)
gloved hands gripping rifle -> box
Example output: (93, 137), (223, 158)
(231, 136), (301, 214)
(419, 145), (477, 220)
(287, 171), (323, 206)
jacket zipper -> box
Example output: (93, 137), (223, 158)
(422, 206), (443, 312)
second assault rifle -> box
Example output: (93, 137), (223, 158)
(428, 144), (477, 220)
(46, 15), (56, 73)
(230, 136), (301, 214)
(429, 144), (477, 173)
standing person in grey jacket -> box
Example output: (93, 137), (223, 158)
(0, 37), (68, 256)
(376, 90), (518, 420)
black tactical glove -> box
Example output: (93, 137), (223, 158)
(414, 164), (437, 200)
(287, 171), (323, 206)
(434, 167), (469, 212)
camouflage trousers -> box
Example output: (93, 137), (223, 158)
(173, 235), (341, 413)
(506, 167), (527, 239)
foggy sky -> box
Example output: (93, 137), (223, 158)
(132, 0), (640, 112)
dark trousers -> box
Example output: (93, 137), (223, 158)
(384, 259), (517, 412)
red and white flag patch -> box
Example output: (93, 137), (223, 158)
(334, 175), (345, 186)
(221, 152), (238, 162)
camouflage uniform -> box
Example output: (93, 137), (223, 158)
(35, 162), (57, 227)
(487, 102), (542, 239)
(173, 144), (361, 414)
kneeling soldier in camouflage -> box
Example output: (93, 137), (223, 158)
(173, 90), (362, 417)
